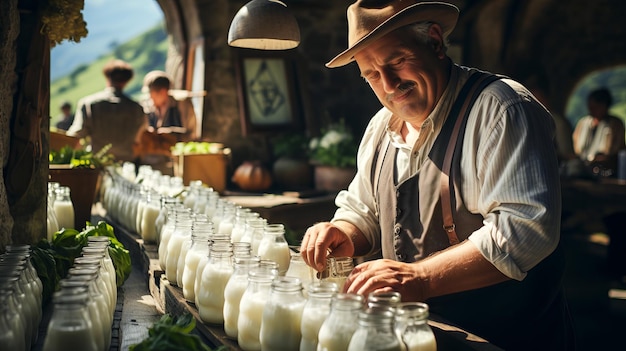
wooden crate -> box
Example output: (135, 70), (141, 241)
(173, 153), (229, 192)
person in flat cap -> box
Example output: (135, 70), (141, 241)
(300, 1), (575, 349)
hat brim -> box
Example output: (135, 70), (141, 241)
(326, 2), (459, 68)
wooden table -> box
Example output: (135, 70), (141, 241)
(109, 216), (505, 351)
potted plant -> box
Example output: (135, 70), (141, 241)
(49, 144), (114, 229)
(308, 120), (359, 192)
(271, 133), (314, 191)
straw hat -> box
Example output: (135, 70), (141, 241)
(326, 1), (459, 68)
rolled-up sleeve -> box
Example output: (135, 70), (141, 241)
(464, 80), (561, 281)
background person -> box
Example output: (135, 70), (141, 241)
(299, 1), (574, 349)
(54, 101), (75, 131)
(137, 70), (198, 175)
(572, 87), (626, 171)
(67, 59), (148, 163)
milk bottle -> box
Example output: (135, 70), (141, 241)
(394, 302), (437, 351)
(317, 293), (364, 351)
(196, 249), (233, 324)
(348, 307), (403, 351)
(181, 217), (213, 302)
(260, 277), (306, 351)
(257, 224), (290, 276)
(300, 281), (338, 351)
(53, 186), (75, 230)
(164, 211), (193, 285)
(139, 191), (161, 243)
(223, 256), (260, 338)
(237, 270), (276, 351)
(42, 291), (98, 351)
(230, 207), (252, 243)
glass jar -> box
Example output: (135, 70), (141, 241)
(223, 256), (261, 338)
(43, 291), (98, 351)
(47, 186), (60, 241)
(182, 217), (212, 302)
(139, 190), (161, 243)
(197, 249), (233, 324)
(154, 196), (182, 244)
(65, 273), (112, 348)
(165, 210), (193, 285)
(237, 270), (276, 351)
(241, 217), (266, 256)
(230, 207), (253, 243)
(285, 252), (314, 293)
(348, 307), (403, 351)
(53, 185), (75, 230)
(260, 276), (306, 350)
(177, 214), (210, 286)
(183, 179), (203, 210)
(320, 256), (355, 292)
(299, 281), (338, 351)
(367, 291), (402, 310)
(0, 267), (36, 349)
(394, 302), (436, 351)
(257, 223), (290, 276)
(158, 204), (187, 270)
(317, 293), (364, 351)
(0, 301), (22, 351)
(0, 282), (27, 351)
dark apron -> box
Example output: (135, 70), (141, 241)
(373, 75), (575, 350)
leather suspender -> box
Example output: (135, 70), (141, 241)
(440, 73), (501, 245)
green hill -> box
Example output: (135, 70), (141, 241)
(50, 22), (168, 126)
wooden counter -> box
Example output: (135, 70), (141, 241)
(109, 215), (504, 351)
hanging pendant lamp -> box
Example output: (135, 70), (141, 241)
(228, 0), (300, 50)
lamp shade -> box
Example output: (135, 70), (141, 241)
(228, 0), (300, 50)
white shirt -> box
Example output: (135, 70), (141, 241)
(332, 65), (561, 281)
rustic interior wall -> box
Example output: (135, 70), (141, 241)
(0, 0), (19, 249)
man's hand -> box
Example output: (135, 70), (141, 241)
(300, 222), (355, 272)
(344, 259), (426, 300)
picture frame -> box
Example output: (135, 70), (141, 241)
(234, 49), (302, 136)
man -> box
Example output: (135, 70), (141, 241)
(67, 59), (148, 163)
(573, 87), (626, 167)
(142, 70), (197, 142)
(300, 1), (574, 349)
(138, 70), (198, 174)
(54, 101), (74, 131)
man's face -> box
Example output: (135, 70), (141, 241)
(149, 87), (169, 107)
(587, 99), (608, 120)
(355, 26), (448, 126)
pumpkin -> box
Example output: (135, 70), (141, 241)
(231, 161), (272, 191)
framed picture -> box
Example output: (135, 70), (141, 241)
(234, 49), (302, 135)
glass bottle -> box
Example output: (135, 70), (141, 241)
(0, 283), (27, 351)
(317, 293), (364, 351)
(65, 274), (112, 349)
(154, 196), (182, 245)
(319, 256), (355, 292)
(348, 307), (403, 351)
(0, 302), (22, 351)
(197, 249), (233, 324)
(216, 201), (237, 235)
(183, 179), (203, 210)
(260, 276), (306, 350)
(241, 217), (266, 256)
(230, 207), (252, 243)
(237, 270), (276, 351)
(394, 302), (437, 351)
(367, 291), (402, 311)
(158, 204), (183, 269)
(165, 210), (193, 285)
(181, 217), (213, 302)
(47, 186), (60, 241)
(43, 291), (98, 351)
(0, 267), (36, 349)
(140, 190), (161, 243)
(299, 281), (338, 351)
(223, 256), (261, 338)
(286, 252), (314, 294)
(257, 223), (290, 276)
(54, 185), (75, 230)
